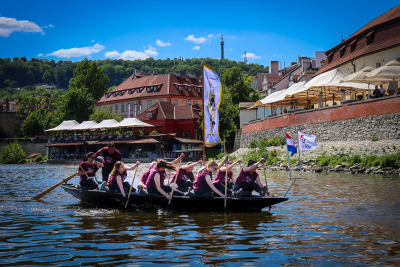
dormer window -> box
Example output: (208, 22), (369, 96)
(118, 91), (123, 96)
(113, 92), (117, 97)
(178, 86), (183, 91)
(105, 93), (110, 98)
(146, 87), (151, 92)
(185, 78), (189, 82)
(153, 86), (158, 92)
(350, 39), (357, 53)
(137, 88), (140, 93)
(198, 80), (202, 83)
(327, 52), (334, 64)
(128, 89), (133, 94)
(196, 87), (201, 93)
(366, 31), (375, 46)
(339, 46), (346, 58)
(187, 86), (192, 92)
(147, 112), (153, 119)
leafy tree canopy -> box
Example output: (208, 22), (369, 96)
(89, 106), (122, 123)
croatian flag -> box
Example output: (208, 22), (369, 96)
(297, 131), (318, 151)
(286, 133), (297, 156)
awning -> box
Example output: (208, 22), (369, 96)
(251, 82), (305, 108)
(111, 117), (154, 128)
(45, 120), (80, 132)
(47, 139), (160, 147)
(70, 121), (98, 131)
(90, 119), (119, 130)
(174, 137), (203, 144)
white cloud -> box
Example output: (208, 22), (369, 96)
(192, 46), (200, 50)
(243, 52), (261, 60)
(184, 35), (207, 44)
(105, 45), (158, 60)
(49, 24), (54, 28)
(156, 39), (170, 47)
(228, 35), (237, 38)
(46, 43), (105, 58)
(207, 34), (213, 38)
(0, 17), (44, 37)
(91, 39), (95, 42)
(37, 53), (43, 57)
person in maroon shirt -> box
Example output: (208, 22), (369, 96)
(193, 156), (238, 199)
(77, 152), (104, 189)
(234, 158), (268, 196)
(170, 160), (202, 190)
(214, 159), (241, 190)
(146, 160), (185, 201)
(94, 142), (122, 182)
(138, 161), (157, 189)
(107, 161), (140, 200)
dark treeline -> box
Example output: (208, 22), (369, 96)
(0, 56), (269, 90)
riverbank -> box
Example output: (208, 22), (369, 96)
(231, 139), (400, 175)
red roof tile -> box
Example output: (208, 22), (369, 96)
(136, 101), (201, 121)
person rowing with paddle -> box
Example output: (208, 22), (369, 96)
(214, 159), (241, 190)
(145, 160), (185, 201)
(138, 161), (157, 190)
(169, 160), (202, 191)
(193, 156), (240, 199)
(77, 152), (104, 190)
(234, 159), (268, 197)
(107, 161), (140, 200)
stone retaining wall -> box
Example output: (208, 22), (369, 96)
(240, 95), (400, 148)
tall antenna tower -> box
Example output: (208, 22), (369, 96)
(244, 51), (247, 63)
(220, 35), (224, 60)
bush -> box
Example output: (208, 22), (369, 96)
(247, 135), (285, 148)
(371, 136), (378, 141)
(18, 158), (28, 164)
(134, 130), (143, 136)
(150, 130), (159, 135)
(0, 140), (27, 164)
(33, 154), (44, 162)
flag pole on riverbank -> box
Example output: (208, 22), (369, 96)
(284, 128), (293, 180)
(296, 127), (303, 179)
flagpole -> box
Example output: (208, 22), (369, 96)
(284, 127), (292, 180)
(296, 127), (303, 179)
(202, 62), (206, 166)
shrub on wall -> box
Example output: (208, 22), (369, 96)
(0, 140), (26, 164)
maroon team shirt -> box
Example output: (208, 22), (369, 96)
(107, 170), (127, 186)
(140, 166), (155, 184)
(146, 168), (166, 188)
(170, 167), (191, 184)
(235, 169), (259, 187)
(193, 169), (212, 192)
(99, 147), (121, 168)
(78, 162), (98, 181)
(214, 169), (233, 184)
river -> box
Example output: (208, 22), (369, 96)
(0, 164), (399, 266)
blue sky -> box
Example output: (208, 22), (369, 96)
(1, 0), (399, 67)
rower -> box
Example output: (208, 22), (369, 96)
(94, 142), (122, 182)
(145, 160), (185, 200)
(193, 156), (239, 198)
(234, 158), (268, 197)
(77, 152), (104, 190)
(138, 161), (157, 189)
(107, 161), (140, 200)
(214, 159), (241, 190)
(170, 160), (202, 191)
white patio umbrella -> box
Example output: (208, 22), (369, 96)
(365, 60), (400, 94)
(341, 66), (389, 96)
(111, 117), (154, 128)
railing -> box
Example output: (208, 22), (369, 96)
(48, 134), (136, 143)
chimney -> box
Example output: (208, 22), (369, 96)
(152, 70), (158, 76)
(173, 71), (180, 77)
(134, 70), (141, 77)
(270, 61), (279, 74)
(188, 72), (195, 79)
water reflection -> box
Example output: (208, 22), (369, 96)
(0, 164), (399, 266)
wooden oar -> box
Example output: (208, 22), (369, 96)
(167, 159), (183, 209)
(263, 164), (269, 195)
(224, 160), (229, 212)
(31, 172), (77, 200)
(125, 165), (139, 209)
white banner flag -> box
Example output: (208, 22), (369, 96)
(203, 63), (222, 146)
(297, 131), (318, 151)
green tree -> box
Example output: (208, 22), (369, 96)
(89, 105), (122, 123)
(0, 140), (26, 164)
(218, 86), (239, 149)
(21, 111), (44, 136)
(59, 86), (95, 122)
(70, 58), (109, 100)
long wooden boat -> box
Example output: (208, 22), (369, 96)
(61, 184), (289, 212)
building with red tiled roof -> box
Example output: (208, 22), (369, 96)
(95, 70), (204, 117)
(136, 101), (202, 140)
(315, 4), (400, 77)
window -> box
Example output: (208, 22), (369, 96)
(128, 89), (133, 95)
(396, 57), (400, 62)
(153, 86), (158, 92)
(110, 106), (113, 113)
(127, 103), (131, 114)
(115, 104), (118, 111)
(187, 99), (191, 105)
(173, 100), (178, 105)
(146, 87), (151, 92)
(105, 93), (110, 98)
(147, 112), (153, 119)
(147, 100), (152, 108)
(137, 88), (140, 93)
(177, 129), (182, 137)
(113, 92), (116, 97)
(178, 86), (183, 91)
(185, 129), (191, 139)
(121, 103), (124, 112)
(187, 86), (192, 92)
(118, 91), (123, 96)
(182, 100), (187, 105)
(376, 62), (381, 68)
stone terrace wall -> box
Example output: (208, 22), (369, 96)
(0, 112), (28, 138)
(240, 95), (400, 147)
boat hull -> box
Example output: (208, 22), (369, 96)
(61, 184), (288, 212)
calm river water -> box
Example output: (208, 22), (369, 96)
(0, 164), (399, 266)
